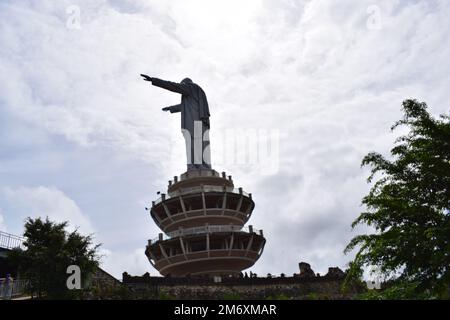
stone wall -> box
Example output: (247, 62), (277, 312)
(122, 265), (364, 300)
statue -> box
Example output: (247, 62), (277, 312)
(141, 74), (211, 171)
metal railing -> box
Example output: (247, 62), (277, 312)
(154, 186), (251, 206)
(0, 279), (29, 300)
(149, 225), (263, 243)
(0, 231), (25, 250)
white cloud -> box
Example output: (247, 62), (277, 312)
(2, 186), (94, 235)
(99, 247), (150, 280)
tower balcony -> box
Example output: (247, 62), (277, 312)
(145, 226), (265, 277)
(150, 186), (254, 233)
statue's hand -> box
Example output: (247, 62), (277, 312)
(162, 107), (170, 112)
(140, 74), (153, 82)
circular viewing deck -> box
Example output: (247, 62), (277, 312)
(145, 230), (265, 277)
(150, 171), (254, 233)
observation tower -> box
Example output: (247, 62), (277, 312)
(145, 170), (266, 277)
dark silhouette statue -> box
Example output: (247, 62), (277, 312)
(141, 74), (211, 171)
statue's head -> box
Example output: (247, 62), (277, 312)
(181, 78), (193, 84)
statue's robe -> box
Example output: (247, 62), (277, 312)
(152, 78), (211, 170)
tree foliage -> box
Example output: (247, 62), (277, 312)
(345, 99), (450, 298)
(9, 217), (100, 299)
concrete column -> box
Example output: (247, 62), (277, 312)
(221, 192), (227, 216)
(245, 236), (254, 255)
(162, 203), (173, 221)
(202, 191), (207, 215)
(179, 196), (188, 219)
(159, 243), (169, 260)
(179, 238), (188, 260)
(236, 196), (243, 211)
(228, 233), (234, 256)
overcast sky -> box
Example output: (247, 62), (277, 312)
(1, 0), (449, 279)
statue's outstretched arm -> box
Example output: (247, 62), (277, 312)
(151, 78), (190, 95)
(162, 104), (182, 113)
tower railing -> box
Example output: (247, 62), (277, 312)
(167, 170), (237, 188)
(150, 225), (263, 243)
(154, 186), (251, 205)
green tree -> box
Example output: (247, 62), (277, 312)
(345, 99), (450, 299)
(9, 217), (100, 299)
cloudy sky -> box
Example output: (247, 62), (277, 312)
(1, 0), (449, 279)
